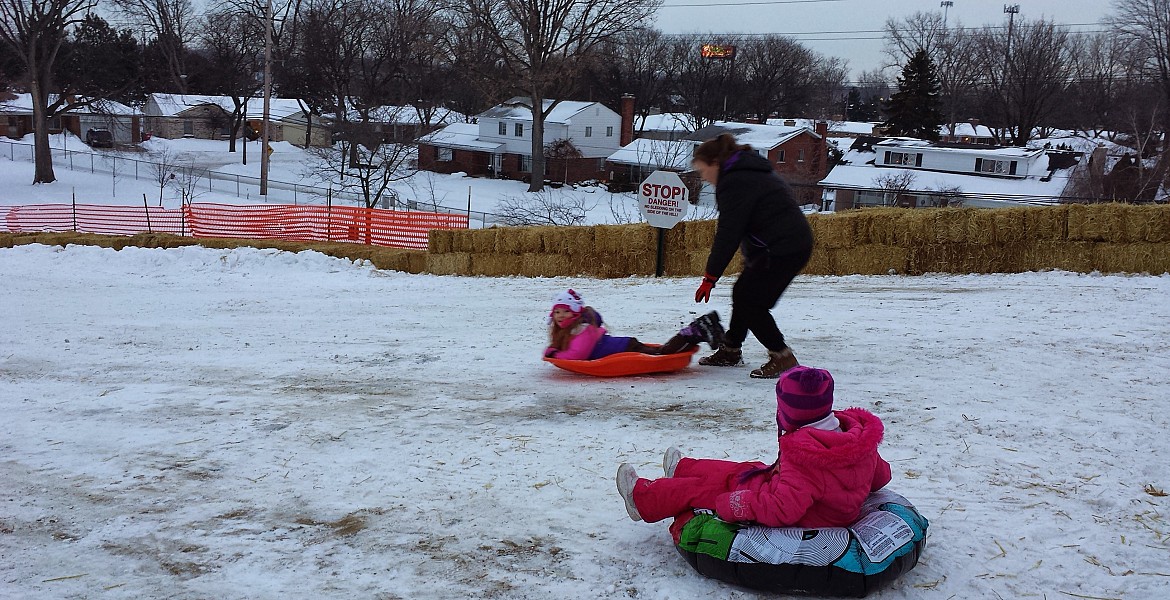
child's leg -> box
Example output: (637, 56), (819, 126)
(632, 459), (765, 523)
(625, 338), (663, 354)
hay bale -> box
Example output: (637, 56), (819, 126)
(425, 252), (471, 275)
(832, 245), (908, 275)
(1092, 242), (1170, 274)
(815, 212), (857, 249)
(449, 230), (475, 253)
(966, 209), (997, 246)
(682, 219), (717, 251)
(470, 253), (522, 276)
(938, 208), (971, 244)
(521, 253), (575, 277)
(801, 246), (834, 276)
(593, 224), (655, 256)
(470, 228), (498, 254)
(1066, 203), (1109, 242)
(428, 229), (453, 253)
(1021, 241), (1094, 272)
(1132, 204), (1170, 243)
(1024, 205), (1069, 241)
(863, 208), (903, 245)
(993, 209), (1027, 244)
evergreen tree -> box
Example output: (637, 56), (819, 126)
(57, 15), (142, 104)
(882, 48), (943, 141)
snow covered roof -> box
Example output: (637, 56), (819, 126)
(941, 123), (995, 138)
(0, 93), (139, 116)
(147, 94), (306, 120)
(768, 118), (875, 136)
(636, 113), (693, 134)
(477, 98), (611, 125)
(607, 139), (696, 170)
(344, 105), (466, 126)
(685, 121), (817, 149)
(820, 140), (1080, 205)
(418, 122), (505, 152)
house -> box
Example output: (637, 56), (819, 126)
(0, 93), (143, 144)
(818, 136), (1085, 210)
(939, 121), (996, 145)
(143, 94), (330, 147)
(605, 138), (698, 191)
(341, 105), (466, 143)
(683, 121), (830, 205)
(769, 118), (876, 142)
(635, 113), (694, 141)
(417, 96), (623, 184)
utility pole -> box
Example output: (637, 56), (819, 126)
(260, 0), (273, 196)
(941, 1), (953, 28)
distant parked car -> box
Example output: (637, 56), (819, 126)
(85, 128), (114, 148)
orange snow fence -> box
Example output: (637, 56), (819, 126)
(0, 203), (468, 250)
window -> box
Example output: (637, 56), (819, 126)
(498, 121), (506, 135)
(798, 149), (806, 162)
(883, 151), (922, 167)
(975, 158), (1018, 175)
(777, 150), (786, 163)
(585, 126), (593, 137)
(514, 123), (524, 137)
(606, 126), (614, 137)
(519, 154), (532, 172)
(438, 147), (453, 162)
(183, 120), (194, 136)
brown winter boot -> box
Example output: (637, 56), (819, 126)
(750, 347), (799, 379)
(699, 345), (743, 366)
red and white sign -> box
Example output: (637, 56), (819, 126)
(638, 170), (689, 229)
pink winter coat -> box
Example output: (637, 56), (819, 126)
(545, 323), (605, 360)
(714, 408), (892, 528)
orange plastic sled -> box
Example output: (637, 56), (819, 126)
(543, 346), (699, 377)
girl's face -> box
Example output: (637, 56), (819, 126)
(552, 307), (577, 327)
(692, 158), (719, 184)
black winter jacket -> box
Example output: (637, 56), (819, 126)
(704, 150), (814, 278)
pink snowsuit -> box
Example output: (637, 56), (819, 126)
(632, 408), (891, 528)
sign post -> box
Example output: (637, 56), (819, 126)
(638, 170), (690, 277)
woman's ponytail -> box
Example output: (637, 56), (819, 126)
(693, 133), (750, 167)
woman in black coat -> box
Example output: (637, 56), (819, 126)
(691, 133), (814, 378)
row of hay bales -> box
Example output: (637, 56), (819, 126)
(428, 204), (1170, 277)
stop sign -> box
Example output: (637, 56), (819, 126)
(638, 170), (689, 229)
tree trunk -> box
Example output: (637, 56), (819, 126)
(29, 81), (56, 184)
(528, 93), (546, 192)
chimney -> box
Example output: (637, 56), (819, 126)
(620, 94), (635, 147)
(814, 120), (828, 139)
(783, 119), (797, 127)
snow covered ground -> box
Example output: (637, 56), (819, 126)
(0, 134), (690, 226)
(2, 243), (1168, 599)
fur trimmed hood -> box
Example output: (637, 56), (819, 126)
(778, 408), (885, 469)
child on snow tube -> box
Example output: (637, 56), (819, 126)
(544, 289), (724, 360)
(615, 366), (892, 530)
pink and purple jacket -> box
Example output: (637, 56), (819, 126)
(545, 322), (631, 360)
(714, 408), (892, 528)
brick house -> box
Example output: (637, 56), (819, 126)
(144, 94), (329, 147)
(417, 97), (623, 184)
(1, 93), (142, 144)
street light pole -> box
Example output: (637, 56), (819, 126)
(260, 0), (273, 196)
(1004, 4), (1020, 60)
(940, 1), (954, 28)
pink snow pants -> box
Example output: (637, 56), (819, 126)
(631, 457), (769, 523)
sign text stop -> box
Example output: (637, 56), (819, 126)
(638, 170), (689, 229)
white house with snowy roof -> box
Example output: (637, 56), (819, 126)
(143, 94), (329, 146)
(819, 137), (1085, 210)
(417, 97), (622, 183)
(1, 93), (142, 144)
(339, 104), (466, 143)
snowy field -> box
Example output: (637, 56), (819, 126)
(2, 243), (1169, 599)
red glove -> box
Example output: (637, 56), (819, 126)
(695, 273), (717, 303)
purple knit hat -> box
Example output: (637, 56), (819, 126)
(775, 366), (835, 433)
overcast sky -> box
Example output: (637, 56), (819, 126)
(653, 0), (1115, 79)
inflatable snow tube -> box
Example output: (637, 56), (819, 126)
(675, 489), (928, 598)
(543, 346), (699, 377)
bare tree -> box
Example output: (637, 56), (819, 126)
(1113, 0), (1170, 152)
(169, 162), (205, 204)
(885, 11), (981, 134)
(496, 189), (593, 226)
(113, 0), (195, 93)
(465, 0), (663, 192)
(198, 6), (263, 153)
(975, 18), (1072, 146)
(739, 35), (818, 121)
(149, 145), (178, 205)
(307, 140), (413, 208)
(874, 171), (917, 207)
